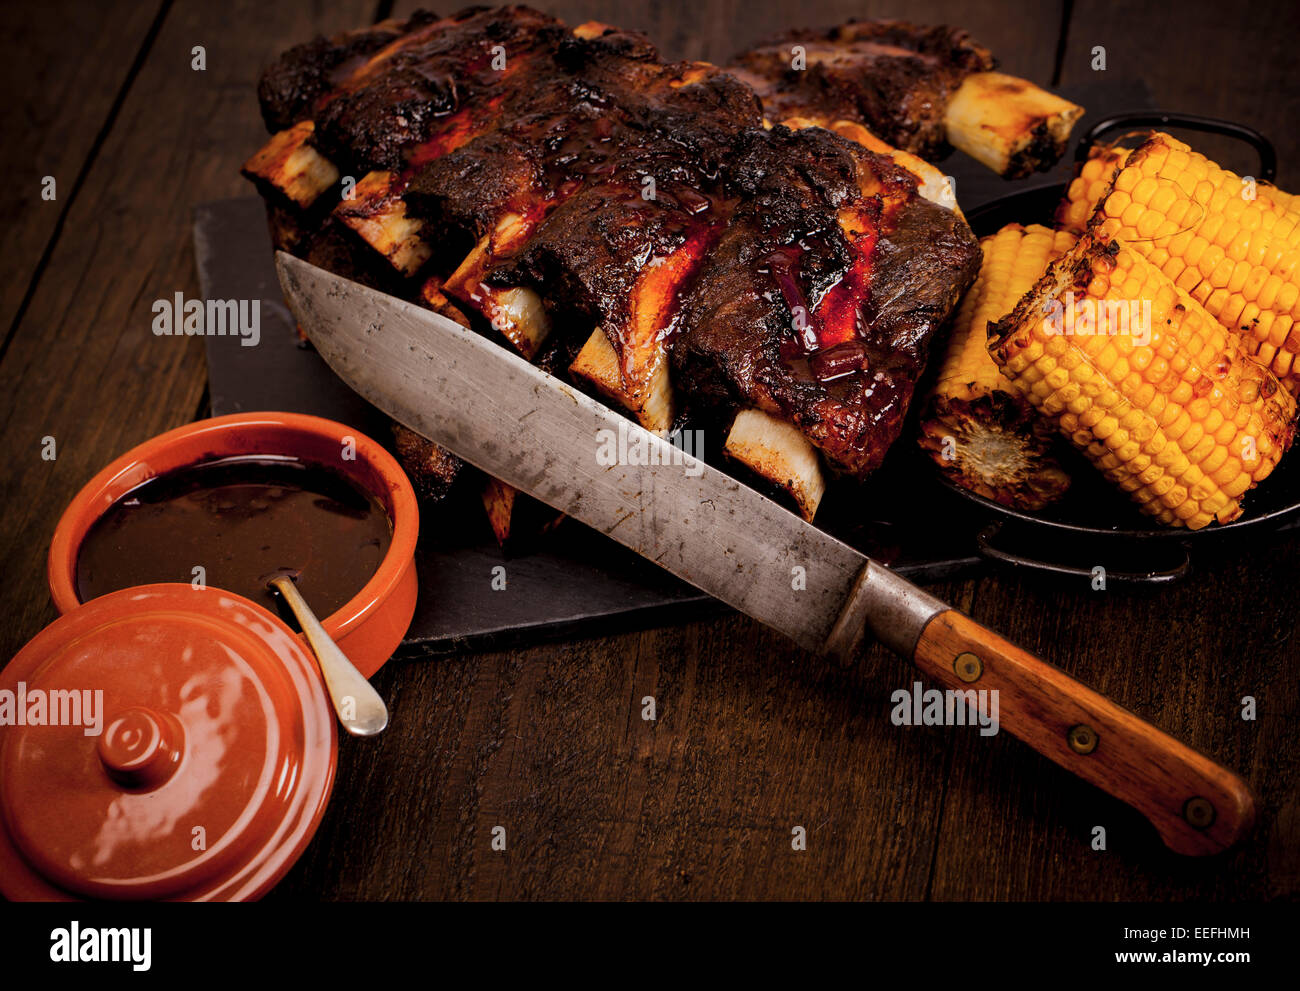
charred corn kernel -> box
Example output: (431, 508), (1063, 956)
(919, 223), (1076, 509)
(1057, 144), (1130, 235)
(1094, 132), (1300, 394)
(989, 229), (1296, 529)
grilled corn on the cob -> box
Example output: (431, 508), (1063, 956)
(1060, 140), (1300, 235)
(919, 223), (1075, 509)
(990, 229), (1296, 529)
(1090, 132), (1300, 394)
(1059, 137), (1300, 235)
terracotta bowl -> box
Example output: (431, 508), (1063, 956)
(48, 412), (418, 678)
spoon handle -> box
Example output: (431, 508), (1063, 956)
(270, 576), (389, 737)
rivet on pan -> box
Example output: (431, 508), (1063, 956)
(1183, 797), (1216, 830)
(953, 652), (982, 683)
(1067, 724), (1098, 754)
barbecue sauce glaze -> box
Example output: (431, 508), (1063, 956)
(76, 456), (392, 624)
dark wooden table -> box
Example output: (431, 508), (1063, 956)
(3, 0), (1297, 901)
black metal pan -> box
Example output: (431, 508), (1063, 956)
(936, 111), (1300, 584)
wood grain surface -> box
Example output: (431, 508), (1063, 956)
(0, 0), (165, 339)
(1060, 1), (1300, 184)
(1, 0), (1296, 901)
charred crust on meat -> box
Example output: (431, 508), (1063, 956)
(671, 128), (978, 478)
(730, 19), (995, 160)
(257, 22), (409, 132)
(310, 7), (572, 171)
(391, 420), (465, 504)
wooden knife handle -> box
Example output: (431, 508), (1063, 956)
(913, 609), (1254, 856)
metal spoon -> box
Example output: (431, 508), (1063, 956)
(268, 573), (389, 736)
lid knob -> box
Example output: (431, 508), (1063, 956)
(97, 706), (183, 790)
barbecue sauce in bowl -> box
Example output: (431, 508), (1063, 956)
(75, 456), (392, 625)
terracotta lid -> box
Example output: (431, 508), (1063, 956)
(0, 584), (336, 901)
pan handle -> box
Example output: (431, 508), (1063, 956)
(1076, 110), (1276, 182)
(975, 522), (1191, 585)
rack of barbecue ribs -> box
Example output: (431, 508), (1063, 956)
(244, 6), (1080, 533)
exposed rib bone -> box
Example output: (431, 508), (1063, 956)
(418, 275), (472, 328)
(481, 473), (564, 546)
(442, 217), (552, 359)
(241, 121), (340, 209)
(780, 116), (960, 215)
(946, 72), (1083, 178)
(481, 475), (517, 545)
(724, 408), (826, 521)
(827, 120), (961, 215)
(333, 171), (431, 276)
(569, 330), (675, 435)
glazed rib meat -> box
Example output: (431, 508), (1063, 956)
(257, 19), (408, 133)
(310, 7), (568, 172)
(245, 5), (981, 514)
(731, 19), (1084, 178)
(671, 125), (978, 477)
(434, 67), (759, 421)
(730, 21), (994, 161)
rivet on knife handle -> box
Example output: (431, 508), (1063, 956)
(825, 563), (1254, 856)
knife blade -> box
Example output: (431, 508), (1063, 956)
(277, 251), (1255, 856)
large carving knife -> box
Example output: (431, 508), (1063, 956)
(277, 252), (1254, 856)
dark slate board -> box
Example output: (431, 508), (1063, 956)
(194, 79), (1151, 655)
